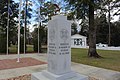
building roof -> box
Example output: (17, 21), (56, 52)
(71, 34), (87, 38)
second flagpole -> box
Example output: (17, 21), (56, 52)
(17, 0), (22, 62)
(7, 0), (10, 55)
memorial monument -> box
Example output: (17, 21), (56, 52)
(31, 15), (88, 80)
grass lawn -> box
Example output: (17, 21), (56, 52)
(9, 45), (47, 53)
(71, 48), (120, 71)
(9, 45), (17, 53)
(9, 45), (120, 71)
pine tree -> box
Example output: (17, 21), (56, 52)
(0, 0), (18, 53)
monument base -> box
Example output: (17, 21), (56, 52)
(31, 70), (88, 80)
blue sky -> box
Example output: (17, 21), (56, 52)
(13, 0), (64, 32)
(13, 0), (119, 32)
(13, 0), (44, 31)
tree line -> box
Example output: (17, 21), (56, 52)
(0, 0), (120, 58)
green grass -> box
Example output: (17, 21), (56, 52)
(26, 45), (34, 52)
(9, 45), (120, 71)
(9, 45), (47, 53)
(71, 48), (120, 71)
(9, 45), (17, 53)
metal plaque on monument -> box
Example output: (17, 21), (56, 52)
(31, 15), (88, 80)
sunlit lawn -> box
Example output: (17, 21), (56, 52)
(71, 48), (120, 71)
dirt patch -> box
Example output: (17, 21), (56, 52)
(0, 57), (46, 70)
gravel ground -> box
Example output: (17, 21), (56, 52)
(0, 75), (99, 80)
(1, 74), (31, 80)
(89, 76), (99, 80)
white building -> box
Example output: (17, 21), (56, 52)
(71, 34), (87, 48)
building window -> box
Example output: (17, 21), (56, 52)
(74, 38), (82, 46)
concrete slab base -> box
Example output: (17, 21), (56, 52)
(31, 70), (88, 80)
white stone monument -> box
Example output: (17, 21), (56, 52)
(31, 15), (88, 80)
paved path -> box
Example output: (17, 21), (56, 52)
(0, 54), (120, 80)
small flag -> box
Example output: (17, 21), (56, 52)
(8, 6), (13, 16)
(51, 0), (60, 12)
(53, 4), (60, 12)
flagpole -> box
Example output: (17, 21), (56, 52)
(24, 7), (26, 54)
(24, 0), (28, 54)
(17, 0), (22, 62)
(7, 0), (10, 55)
(38, 7), (40, 54)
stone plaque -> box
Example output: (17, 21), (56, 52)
(48, 15), (71, 75)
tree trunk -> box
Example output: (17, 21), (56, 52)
(88, 0), (101, 58)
